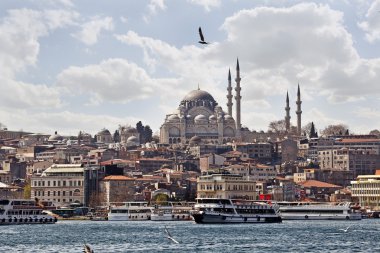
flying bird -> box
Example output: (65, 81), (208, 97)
(339, 225), (351, 233)
(83, 244), (94, 253)
(164, 226), (179, 244)
(198, 27), (208, 44)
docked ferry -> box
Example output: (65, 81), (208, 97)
(0, 199), (57, 225)
(151, 202), (193, 221)
(278, 202), (362, 220)
(191, 198), (282, 223)
(108, 201), (151, 221)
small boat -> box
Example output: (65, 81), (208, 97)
(277, 202), (362, 220)
(191, 198), (282, 224)
(108, 201), (151, 221)
(0, 199), (57, 225)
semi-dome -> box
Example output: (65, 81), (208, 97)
(182, 89), (216, 103)
(167, 114), (180, 122)
(209, 115), (216, 121)
(224, 115), (234, 122)
(194, 114), (207, 123)
(127, 136), (138, 142)
(48, 131), (63, 142)
(98, 129), (111, 135)
(126, 136), (139, 146)
(190, 135), (202, 144)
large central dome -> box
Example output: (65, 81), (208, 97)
(182, 89), (216, 103)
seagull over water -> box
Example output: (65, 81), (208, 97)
(83, 244), (94, 253)
(339, 225), (351, 233)
(198, 27), (209, 44)
(164, 226), (179, 244)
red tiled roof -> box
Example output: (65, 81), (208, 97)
(103, 175), (134, 181)
(337, 138), (380, 143)
(100, 159), (133, 166)
(299, 180), (342, 188)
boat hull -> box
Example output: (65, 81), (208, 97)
(107, 214), (150, 221)
(281, 214), (362, 220)
(192, 213), (282, 224)
(0, 216), (57, 225)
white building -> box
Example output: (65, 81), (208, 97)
(31, 164), (84, 206)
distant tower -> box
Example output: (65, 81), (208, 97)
(227, 68), (233, 116)
(285, 91), (291, 132)
(296, 83), (302, 135)
(235, 58), (242, 131)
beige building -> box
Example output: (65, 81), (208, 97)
(351, 170), (380, 210)
(318, 148), (380, 176)
(31, 164), (84, 206)
(250, 164), (277, 181)
(197, 172), (256, 200)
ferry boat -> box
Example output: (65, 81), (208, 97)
(150, 202), (193, 221)
(278, 202), (362, 220)
(0, 199), (57, 225)
(191, 198), (282, 223)
(108, 201), (151, 221)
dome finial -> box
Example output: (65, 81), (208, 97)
(197, 83), (200, 90)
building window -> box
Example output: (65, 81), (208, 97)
(48, 181), (50, 187)
(53, 181), (56, 186)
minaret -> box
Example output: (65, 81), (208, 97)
(227, 68), (233, 116)
(235, 58), (242, 131)
(296, 83), (302, 135)
(285, 91), (291, 132)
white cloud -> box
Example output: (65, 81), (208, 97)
(56, 58), (162, 104)
(358, 0), (380, 43)
(120, 16), (128, 24)
(143, 0), (167, 23)
(0, 8), (78, 78)
(354, 106), (380, 118)
(0, 77), (62, 109)
(187, 0), (221, 12)
(72, 16), (114, 45)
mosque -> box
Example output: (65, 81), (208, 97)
(160, 59), (242, 145)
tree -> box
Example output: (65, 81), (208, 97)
(369, 129), (380, 137)
(23, 180), (31, 199)
(0, 122), (6, 130)
(136, 121), (145, 143)
(268, 119), (287, 133)
(321, 124), (349, 137)
(144, 125), (153, 143)
(309, 122), (318, 138)
(154, 193), (168, 204)
(113, 130), (120, 143)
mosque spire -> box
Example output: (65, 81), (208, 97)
(227, 68), (233, 116)
(296, 82), (302, 136)
(235, 58), (242, 132)
(285, 91), (291, 133)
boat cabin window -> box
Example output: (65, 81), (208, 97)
(197, 199), (230, 205)
(0, 200), (10, 205)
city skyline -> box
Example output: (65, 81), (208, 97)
(1, 0), (380, 136)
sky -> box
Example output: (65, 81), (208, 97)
(1, 0), (380, 137)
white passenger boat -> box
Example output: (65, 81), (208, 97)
(0, 199), (57, 225)
(108, 202), (151, 221)
(278, 202), (362, 220)
(191, 198), (282, 223)
(150, 202), (193, 221)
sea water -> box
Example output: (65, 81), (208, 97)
(0, 219), (379, 252)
